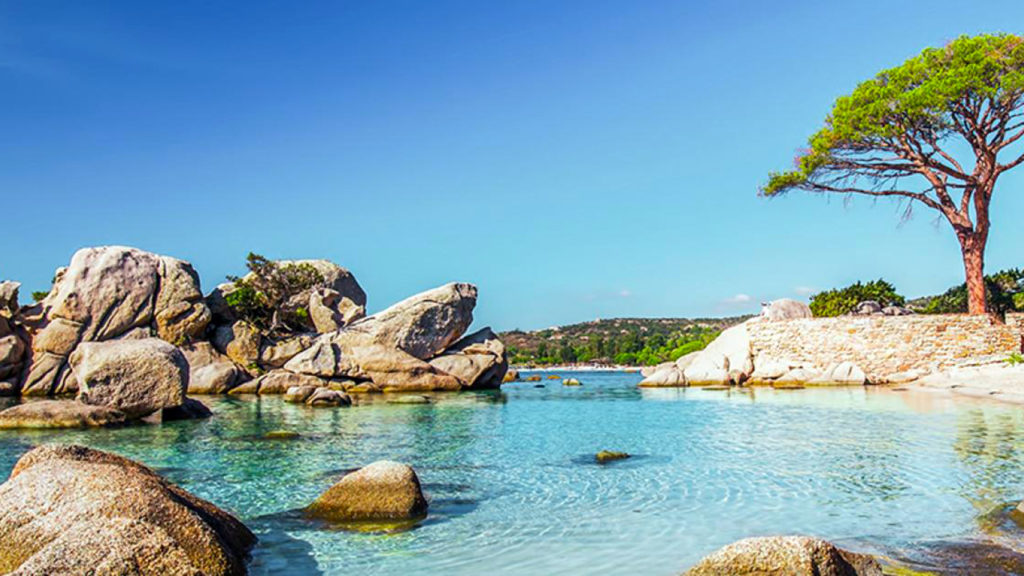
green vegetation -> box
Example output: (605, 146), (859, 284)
(911, 268), (1024, 316)
(30, 291), (48, 303)
(500, 316), (747, 366)
(225, 253), (325, 334)
(763, 34), (1024, 315)
(809, 280), (905, 317)
(1005, 352), (1024, 366)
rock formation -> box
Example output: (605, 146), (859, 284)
(1, 247), (508, 411)
(0, 444), (255, 575)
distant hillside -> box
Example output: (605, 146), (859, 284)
(499, 316), (751, 367)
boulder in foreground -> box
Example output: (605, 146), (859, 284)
(0, 444), (255, 576)
(306, 460), (428, 523)
(685, 536), (882, 576)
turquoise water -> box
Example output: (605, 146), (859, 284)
(3, 371), (1024, 574)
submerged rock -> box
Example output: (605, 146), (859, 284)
(596, 450), (629, 463)
(0, 444), (255, 575)
(685, 536), (882, 576)
(503, 368), (520, 382)
(387, 395), (431, 405)
(284, 385), (317, 404)
(70, 338), (188, 419)
(306, 460), (428, 522)
(0, 400), (127, 429)
(306, 388), (351, 407)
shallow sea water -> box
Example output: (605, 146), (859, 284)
(3, 371), (1024, 575)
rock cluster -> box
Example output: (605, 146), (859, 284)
(0, 245), (508, 427)
(847, 300), (914, 316)
(0, 444), (255, 576)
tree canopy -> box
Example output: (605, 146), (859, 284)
(762, 34), (1024, 314)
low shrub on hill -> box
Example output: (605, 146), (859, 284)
(809, 279), (905, 317)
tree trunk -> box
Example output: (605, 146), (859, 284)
(960, 234), (988, 315)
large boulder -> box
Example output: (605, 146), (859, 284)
(20, 247), (210, 396)
(70, 338), (188, 418)
(0, 400), (127, 429)
(305, 460), (428, 522)
(428, 327), (509, 389)
(349, 282), (477, 360)
(180, 341), (245, 395)
(760, 298), (812, 321)
(284, 283), (480, 391)
(0, 444), (255, 575)
(684, 323), (753, 385)
(686, 536), (882, 576)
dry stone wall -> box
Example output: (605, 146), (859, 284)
(748, 313), (1024, 380)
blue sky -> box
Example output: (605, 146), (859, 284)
(3, 1), (1024, 331)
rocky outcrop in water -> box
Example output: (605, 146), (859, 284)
(0, 444), (255, 575)
(305, 460), (428, 523)
(281, 282), (506, 392)
(20, 246), (211, 396)
(685, 536), (882, 576)
(3, 247), (507, 409)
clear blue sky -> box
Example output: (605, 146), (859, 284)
(3, 1), (1024, 331)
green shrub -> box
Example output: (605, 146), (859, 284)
(225, 253), (325, 333)
(31, 291), (49, 303)
(809, 279), (905, 317)
(916, 268), (1024, 316)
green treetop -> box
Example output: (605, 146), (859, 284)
(763, 34), (1024, 315)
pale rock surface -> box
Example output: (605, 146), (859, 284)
(427, 327), (508, 389)
(70, 338), (187, 418)
(181, 341), (245, 395)
(760, 298), (813, 321)
(684, 322), (753, 385)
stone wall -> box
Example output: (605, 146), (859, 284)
(748, 313), (1024, 380)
